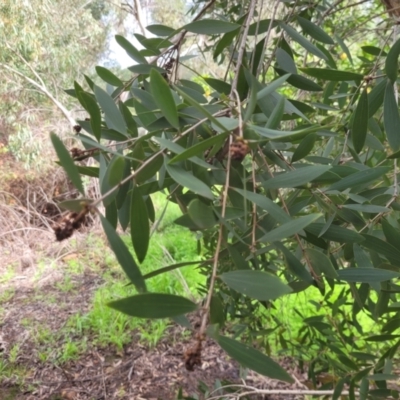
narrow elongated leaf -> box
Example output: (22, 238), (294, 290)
(168, 132), (229, 164)
(218, 336), (294, 383)
(130, 186), (150, 263)
(150, 69), (179, 129)
(79, 92), (101, 141)
(306, 248), (338, 278)
(259, 214), (321, 243)
(166, 162), (214, 199)
(188, 199), (217, 229)
(251, 124), (325, 142)
(233, 188), (290, 224)
(108, 293), (196, 318)
(352, 89), (369, 153)
(297, 17), (334, 44)
(174, 85), (227, 132)
(115, 35), (147, 64)
(128, 64), (166, 74)
(326, 167), (390, 191)
(342, 204), (390, 213)
(386, 37), (400, 82)
(263, 165), (331, 189)
(276, 49), (297, 73)
(95, 66), (123, 87)
(155, 137), (215, 170)
(275, 243), (314, 283)
(143, 260), (204, 280)
(305, 223), (364, 243)
(50, 133), (85, 195)
(257, 74), (291, 100)
(94, 85), (127, 135)
(107, 156), (125, 187)
(361, 234), (400, 262)
(100, 215), (146, 292)
(384, 81), (400, 151)
(58, 199), (92, 212)
(220, 270), (292, 301)
(280, 23), (327, 60)
(146, 24), (175, 37)
(292, 133), (317, 162)
(368, 78), (387, 117)
(184, 19), (240, 34)
(301, 68), (363, 81)
(337, 268), (400, 283)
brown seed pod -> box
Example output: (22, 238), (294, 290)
(229, 137), (250, 162)
(53, 208), (89, 241)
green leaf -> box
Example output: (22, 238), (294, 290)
(136, 154), (164, 184)
(220, 270), (292, 301)
(128, 64), (166, 74)
(257, 74), (291, 100)
(276, 49), (297, 73)
(108, 293), (196, 318)
(150, 69), (180, 129)
(384, 81), (400, 151)
(259, 214), (322, 243)
(275, 243), (314, 283)
(107, 156), (125, 187)
(169, 132), (229, 164)
(301, 68), (363, 81)
(263, 165), (331, 189)
(385, 37), (400, 83)
(115, 35), (147, 64)
(95, 66), (123, 87)
(94, 85), (127, 135)
(280, 23), (327, 60)
(251, 124), (325, 142)
(174, 85), (228, 132)
(362, 46), (387, 57)
(79, 92), (101, 141)
(130, 186), (150, 263)
(218, 336), (294, 383)
(50, 133), (85, 195)
(184, 19), (240, 34)
(326, 167), (390, 191)
(297, 17), (334, 44)
(210, 295), (225, 325)
(352, 89), (369, 153)
(166, 162), (214, 199)
(342, 204), (390, 213)
(146, 24), (175, 37)
(306, 248), (338, 278)
(368, 78), (386, 117)
(100, 215), (146, 292)
(335, 34), (353, 64)
(58, 199), (92, 212)
(337, 268), (400, 283)
(233, 188), (290, 224)
(188, 199), (217, 229)
(155, 137), (215, 170)
(292, 133), (317, 162)
(305, 223), (364, 243)
(361, 234), (400, 263)
(143, 260), (204, 280)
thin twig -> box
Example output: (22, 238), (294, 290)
(198, 137), (233, 337)
(230, 0), (257, 97)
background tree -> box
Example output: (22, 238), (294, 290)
(51, 0), (400, 397)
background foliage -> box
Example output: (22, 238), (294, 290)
(50, 0), (400, 397)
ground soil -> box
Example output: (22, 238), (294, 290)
(0, 238), (310, 400)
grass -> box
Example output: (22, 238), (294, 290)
(32, 192), (205, 363)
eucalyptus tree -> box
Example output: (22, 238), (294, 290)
(52, 0), (400, 396)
